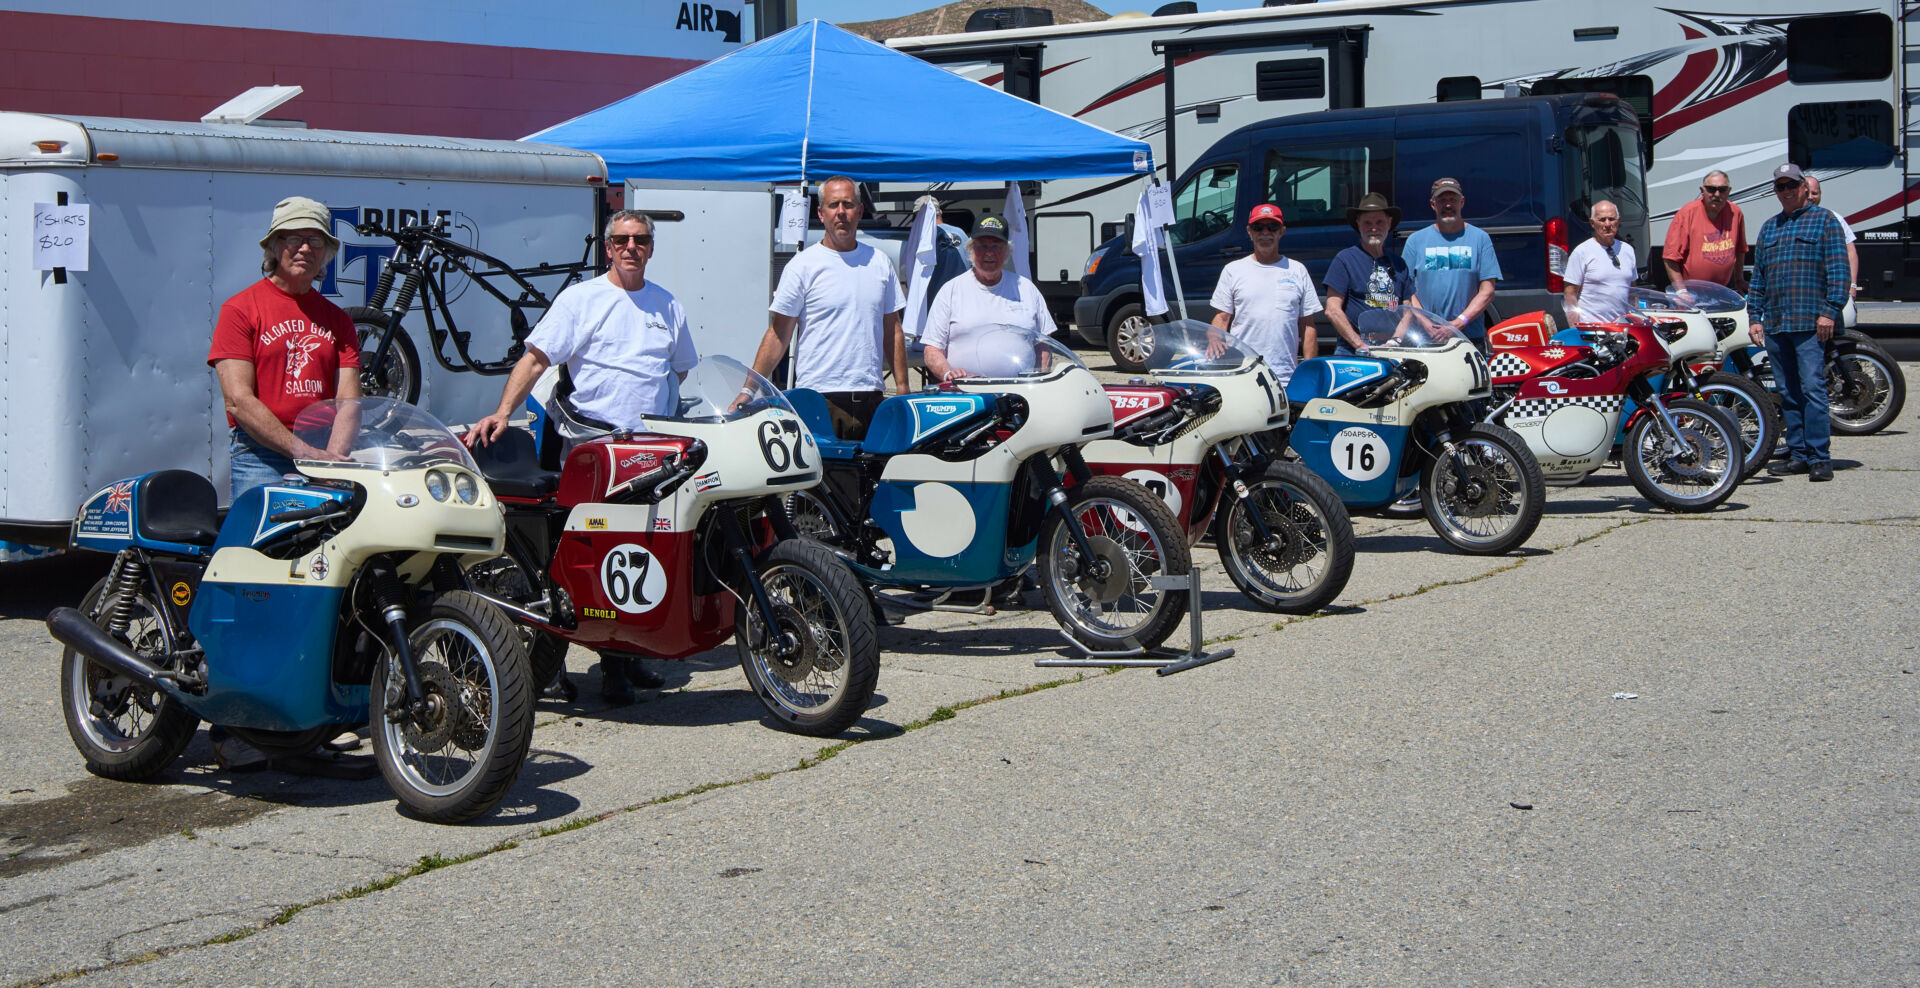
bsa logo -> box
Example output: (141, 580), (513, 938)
(170, 582), (192, 606)
(1542, 380), (1567, 395)
(1111, 394), (1158, 409)
(582, 606), (617, 620)
(1542, 347), (1566, 359)
(586, 518), (608, 530)
(675, 3), (742, 43)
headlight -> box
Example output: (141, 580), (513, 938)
(424, 469), (450, 502)
(453, 472), (478, 504)
(1083, 249), (1102, 278)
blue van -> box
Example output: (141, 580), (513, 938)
(1075, 94), (1650, 371)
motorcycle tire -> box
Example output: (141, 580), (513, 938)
(347, 306), (425, 406)
(1622, 398), (1744, 513)
(1039, 475), (1191, 651)
(59, 577), (200, 781)
(463, 555), (569, 690)
(1213, 460), (1355, 614)
(1828, 343), (1906, 436)
(735, 539), (879, 738)
(371, 590), (534, 824)
(1420, 423), (1546, 556)
(1697, 371), (1782, 480)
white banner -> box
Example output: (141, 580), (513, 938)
(900, 197), (941, 341)
(1002, 182), (1031, 281)
(1132, 187), (1167, 317)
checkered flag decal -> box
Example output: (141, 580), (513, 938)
(1505, 393), (1626, 420)
(1488, 353), (1533, 379)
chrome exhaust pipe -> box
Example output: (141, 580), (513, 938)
(45, 607), (170, 691)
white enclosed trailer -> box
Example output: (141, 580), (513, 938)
(0, 112), (605, 557)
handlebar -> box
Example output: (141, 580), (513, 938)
(268, 500), (350, 524)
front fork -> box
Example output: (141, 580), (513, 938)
(717, 507), (799, 659)
(369, 565), (432, 720)
(1040, 447), (1112, 584)
(1211, 439), (1281, 548)
(1628, 377), (1692, 447)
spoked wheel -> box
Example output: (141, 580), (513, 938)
(1421, 423), (1545, 555)
(1214, 461), (1355, 613)
(736, 540), (878, 737)
(59, 578), (199, 780)
(371, 590), (533, 823)
(347, 306), (424, 405)
(1697, 371), (1781, 479)
(1828, 344), (1906, 436)
(464, 555), (569, 689)
(1622, 398), (1744, 513)
(781, 489), (843, 541)
(1039, 475), (1191, 651)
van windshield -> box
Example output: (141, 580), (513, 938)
(1567, 123), (1647, 221)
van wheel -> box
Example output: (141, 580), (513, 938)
(1107, 302), (1158, 374)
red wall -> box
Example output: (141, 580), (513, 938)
(0, 11), (702, 140)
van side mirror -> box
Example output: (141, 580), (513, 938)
(1121, 213), (1137, 252)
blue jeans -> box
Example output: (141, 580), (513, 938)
(1763, 330), (1829, 464)
(229, 428), (299, 500)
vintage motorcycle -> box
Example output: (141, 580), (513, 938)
(1707, 296), (1907, 439)
(784, 328), (1192, 652)
(1078, 320), (1356, 613)
(1484, 300), (1746, 512)
(464, 356), (879, 737)
(46, 399), (534, 824)
(1286, 306), (1545, 556)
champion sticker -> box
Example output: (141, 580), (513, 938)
(600, 543), (667, 614)
(1331, 427), (1390, 481)
(170, 582), (191, 606)
(693, 472), (722, 492)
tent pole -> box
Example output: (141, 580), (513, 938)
(1153, 175), (1189, 322)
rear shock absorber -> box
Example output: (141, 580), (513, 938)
(99, 549), (146, 638)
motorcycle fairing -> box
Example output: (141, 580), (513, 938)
(1285, 357), (1392, 404)
(1287, 416), (1414, 508)
(548, 526), (734, 658)
(214, 483), (354, 552)
(186, 581), (361, 730)
(857, 464), (1026, 586)
(71, 470), (219, 557)
(860, 393), (996, 456)
(1485, 344), (1595, 385)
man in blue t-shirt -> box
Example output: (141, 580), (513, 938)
(1323, 191), (1415, 355)
(1403, 177), (1501, 354)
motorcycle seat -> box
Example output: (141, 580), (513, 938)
(138, 470), (220, 545)
(469, 427), (560, 499)
(785, 388), (863, 460)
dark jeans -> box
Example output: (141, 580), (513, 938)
(822, 390), (884, 441)
(1765, 329), (1830, 464)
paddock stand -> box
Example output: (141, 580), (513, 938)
(1035, 570), (1234, 677)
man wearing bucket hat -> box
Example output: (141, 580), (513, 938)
(1323, 192), (1415, 355)
(1748, 162), (1849, 482)
(208, 196), (361, 500)
(921, 215), (1057, 381)
(1207, 203), (1321, 386)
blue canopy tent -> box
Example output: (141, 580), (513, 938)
(525, 20), (1153, 184)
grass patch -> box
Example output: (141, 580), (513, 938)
(537, 815), (600, 838)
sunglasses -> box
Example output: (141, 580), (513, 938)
(1701, 185), (1731, 194)
(1773, 181), (1803, 191)
(606, 234), (653, 247)
(1249, 223), (1282, 232)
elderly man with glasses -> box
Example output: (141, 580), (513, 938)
(1748, 163), (1849, 483)
(1563, 199), (1637, 321)
(1663, 169), (1748, 292)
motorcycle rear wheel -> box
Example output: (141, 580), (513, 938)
(347, 306), (425, 406)
(371, 590), (533, 824)
(735, 539), (879, 737)
(1421, 423), (1545, 555)
(1828, 344), (1906, 436)
(1214, 461), (1355, 613)
(1039, 475), (1191, 651)
(1697, 371), (1781, 479)
(1623, 399), (1743, 513)
(60, 577), (200, 781)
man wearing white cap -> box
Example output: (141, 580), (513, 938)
(921, 216), (1057, 381)
(208, 196), (361, 499)
(1749, 163), (1849, 482)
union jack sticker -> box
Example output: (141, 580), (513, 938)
(103, 481), (135, 515)
(653, 518), (672, 532)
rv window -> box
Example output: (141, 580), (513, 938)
(1263, 144), (1391, 226)
(1788, 101), (1896, 169)
(1167, 163), (1241, 246)
(1436, 76), (1481, 102)
(1257, 58), (1326, 102)
(1564, 124), (1647, 219)
(1787, 13), (1893, 84)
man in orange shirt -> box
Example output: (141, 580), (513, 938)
(1662, 170), (1748, 291)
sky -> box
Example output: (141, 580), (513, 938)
(797, 0), (1256, 23)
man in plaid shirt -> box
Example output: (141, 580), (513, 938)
(1747, 163), (1849, 482)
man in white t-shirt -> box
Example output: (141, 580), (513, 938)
(921, 216), (1058, 381)
(1207, 202), (1320, 385)
(1563, 199), (1638, 321)
(464, 209), (698, 702)
(749, 175), (909, 439)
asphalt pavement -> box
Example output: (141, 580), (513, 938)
(2, 365), (1916, 987)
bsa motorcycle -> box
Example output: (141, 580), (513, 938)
(1484, 300), (1746, 512)
(784, 328), (1192, 652)
(1078, 320), (1356, 613)
(464, 356), (879, 737)
(1286, 306), (1545, 556)
(46, 399), (534, 824)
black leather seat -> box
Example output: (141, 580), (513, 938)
(472, 428), (560, 499)
(136, 470), (221, 545)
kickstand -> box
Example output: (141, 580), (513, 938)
(1036, 571), (1235, 676)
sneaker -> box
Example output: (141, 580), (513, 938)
(1809, 462), (1833, 482)
(212, 732), (269, 772)
(1767, 458), (1811, 476)
(321, 730), (364, 753)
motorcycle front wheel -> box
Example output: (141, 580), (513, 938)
(60, 577), (200, 781)
(464, 554), (570, 690)
(1421, 423), (1545, 555)
(371, 590), (533, 824)
(347, 306), (425, 406)
(1214, 461), (1355, 613)
(1039, 475), (1191, 651)
(1623, 399), (1743, 513)
(736, 539), (879, 737)
(1697, 371), (1781, 479)
(1828, 343), (1906, 436)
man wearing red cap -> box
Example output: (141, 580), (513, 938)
(1207, 203), (1320, 385)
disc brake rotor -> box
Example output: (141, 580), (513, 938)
(398, 661), (459, 752)
(1072, 535), (1133, 603)
(1440, 451), (1503, 518)
(1241, 503), (1314, 568)
(762, 603), (820, 685)
(1660, 427), (1712, 480)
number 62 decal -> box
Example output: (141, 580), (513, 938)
(758, 418), (810, 472)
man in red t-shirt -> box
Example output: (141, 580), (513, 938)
(1662, 170), (1748, 292)
(207, 196), (361, 498)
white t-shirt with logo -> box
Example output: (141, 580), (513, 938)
(1564, 238), (1638, 321)
(771, 242), (905, 392)
(920, 270), (1058, 354)
(526, 276), (698, 429)
(1209, 254), (1323, 384)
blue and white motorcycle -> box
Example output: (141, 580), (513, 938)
(45, 399), (534, 824)
(783, 329), (1192, 651)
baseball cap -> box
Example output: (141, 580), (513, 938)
(1771, 163), (1806, 185)
(971, 215), (1010, 241)
(1430, 177), (1464, 198)
(259, 196), (340, 251)
(1248, 203), (1284, 224)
